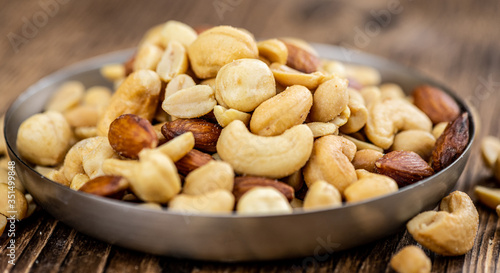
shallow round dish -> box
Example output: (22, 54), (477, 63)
(4, 44), (475, 261)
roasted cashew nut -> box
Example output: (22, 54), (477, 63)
(365, 99), (432, 149)
(407, 191), (479, 256)
(217, 120), (313, 178)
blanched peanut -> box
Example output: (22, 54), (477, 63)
(97, 70), (162, 136)
(103, 150), (181, 203)
(100, 64), (126, 82)
(45, 81), (85, 112)
(0, 183), (27, 220)
(160, 20), (198, 48)
(213, 105), (251, 127)
(303, 180), (342, 210)
(352, 149), (384, 173)
(365, 99), (432, 150)
(133, 43), (164, 71)
(83, 86), (112, 108)
(329, 106), (351, 127)
(162, 85), (216, 118)
(237, 187), (292, 215)
(250, 85), (312, 136)
(156, 41), (189, 82)
(407, 191), (478, 256)
(169, 189), (234, 214)
(257, 39), (288, 64)
(17, 111), (73, 166)
(390, 246), (431, 273)
(64, 105), (100, 128)
(305, 122), (339, 138)
(342, 135), (383, 153)
(183, 161), (234, 195)
(321, 60), (346, 77)
(74, 127), (98, 140)
(340, 88), (368, 134)
(70, 173), (90, 190)
(216, 59), (276, 112)
(164, 74), (196, 99)
(303, 135), (357, 194)
(379, 83), (406, 101)
(474, 186), (500, 209)
(188, 26), (258, 79)
(270, 63), (329, 90)
(310, 77), (349, 122)
(391, 130), (436, 161)
(344, 170), (398, 202)
(344, 64), (381, 86)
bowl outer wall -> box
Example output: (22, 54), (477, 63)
(4, 45), (475, 261)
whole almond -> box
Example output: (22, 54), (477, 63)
(175, 149), (214, 175)
(375, 151), (434, 187)
(162, 119), (222, 153)
(233, 176), (294, 203)
(281, 40), (320, 73)
(108, 114), (158, 159)
(79, 175), (129, 199)
(431, 112), (470, 172)
(413, 85), (460, 124)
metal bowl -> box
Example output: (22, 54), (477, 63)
(4, 44), (475, 261)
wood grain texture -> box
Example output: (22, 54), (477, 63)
(1, 0), (500, 272)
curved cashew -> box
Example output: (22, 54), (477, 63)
(103, 150), (181, 203)
(407, 191), (479, 256)
(63, 136), (116, 182)
(365, 99), (432, 149)
(303, 135), (357, 194)
(250, 85), (313, 136)
(217, 120), (313, 178)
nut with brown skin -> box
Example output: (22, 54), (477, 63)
(233, 176), (294, 203)
(174, 149), (214, 175)
(79, 175), (129, 199)
(108, 114), (158, 159)
(412, 85), (460, 124)
(281, 40), (320, 73)
(375, 151), (434, 187)
(161, 119), (222, 153)
(431, 112), (469, 172)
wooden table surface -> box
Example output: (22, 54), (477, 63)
(1, 0), (500, 272)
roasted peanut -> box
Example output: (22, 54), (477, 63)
(365, 99), (432, 149)
(183, 161), (234, 195)
(305, 122), (339, 138)
(352, 149), (384, 173)
(310, 76), (349, 122)
(341, 135), (383, 153)
(217, 120), (313, 178)
(344, 64), (381, 86)
(97, 70), (162, 136)
(391, 130), (436, 161)
(188, 26), (258, 79)
(379, 83), (405, 101)
(156, 41), (189, 82)
(237, 187), (292, 215)
(407, 191), (478, 256)
(474, 185), (500, 210)
(359, 86), (381, 108)
(83, 86), (112, 108)
(100, 64), (126, 82)
(133, 43), (164, 71)
(329, 106), (351, 127)
(250, 85), (312, 136)
(390, 246), (431, 273)
(64, 105), (100, 128)
(481, 136), (500, 169)
(344, 170), (398, 202)
(45, 81), (85, 112)
(213, 105), (251, 128)
(216, 58), (276, 112)
(303, 135), (357, 194)
(257, 39), (288, 64)
(303, 180), (342, 210)
(164, 74), (196, 99)
(17, 111), (73, 166)
(152, 132), (194, 162)
(160, 20), (198, 48)
(320, 59), (346, 77)
(270, 63), (329, 90)
(162, 85), (216, 118)
(169, 189), (234, 214)
(74, 126), (98, 140)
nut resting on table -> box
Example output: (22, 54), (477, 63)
(13, 20), (472, 222)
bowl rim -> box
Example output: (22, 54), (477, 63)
(4, 44), (476, 219)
